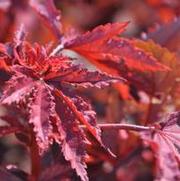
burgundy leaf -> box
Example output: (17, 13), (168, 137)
(143, 112), (180, 181)
(72, 96), (101, 143)
(47, 64), (125, 88)
(63, 70), (125, 88)
(0, 75), (35, 105)
(55, 89), (103, 146)
(157, 112), (180, 159)
(152, 133), (180, 181)
(12, 65), (38, 79)
(54, 91), (88, 181)
(0, 39), (129, 180)
(100, 38), (170, 71)
(28, 82), (54, 153)
(44, 57), (80, 81)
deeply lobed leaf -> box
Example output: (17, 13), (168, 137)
(143, 112), (180, 180)
(1, 75), (35, 105)
(54, 90), (88, 181)
(65, 22), (128, 48)
(0, 35), (124, 180)
(28, 82), (54, 153)
(65, 23), (169, 76)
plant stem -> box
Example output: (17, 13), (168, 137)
(30, 130), (41, 180)
(80, 123), (155, 132)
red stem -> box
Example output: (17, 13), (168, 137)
(80, 123), (155, 132)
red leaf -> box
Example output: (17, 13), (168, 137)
(157, 112), (180, 160)
(65, 22), (169, 75)
(117, 39), (179, 97)
(152, 133), (180, 181)
(44, 57), (80, 81)
(68, 38), (169, 75)
(54, 92), (88, 181)
(13, 42), (47, 71)
(30, 0), (62, 40)
(0, 75), (35, 105)
(62, 69), (125, 88)
(65, 22), (128, 48)
(28, 82), (54, 153)
(45, 57), (125, 88)
(0, 41), (120, 180)
(55, 89), (103, 146)
(55, 89), (116, 158)
(143, 112), (180, 180)
(72, 96), (101, 142)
